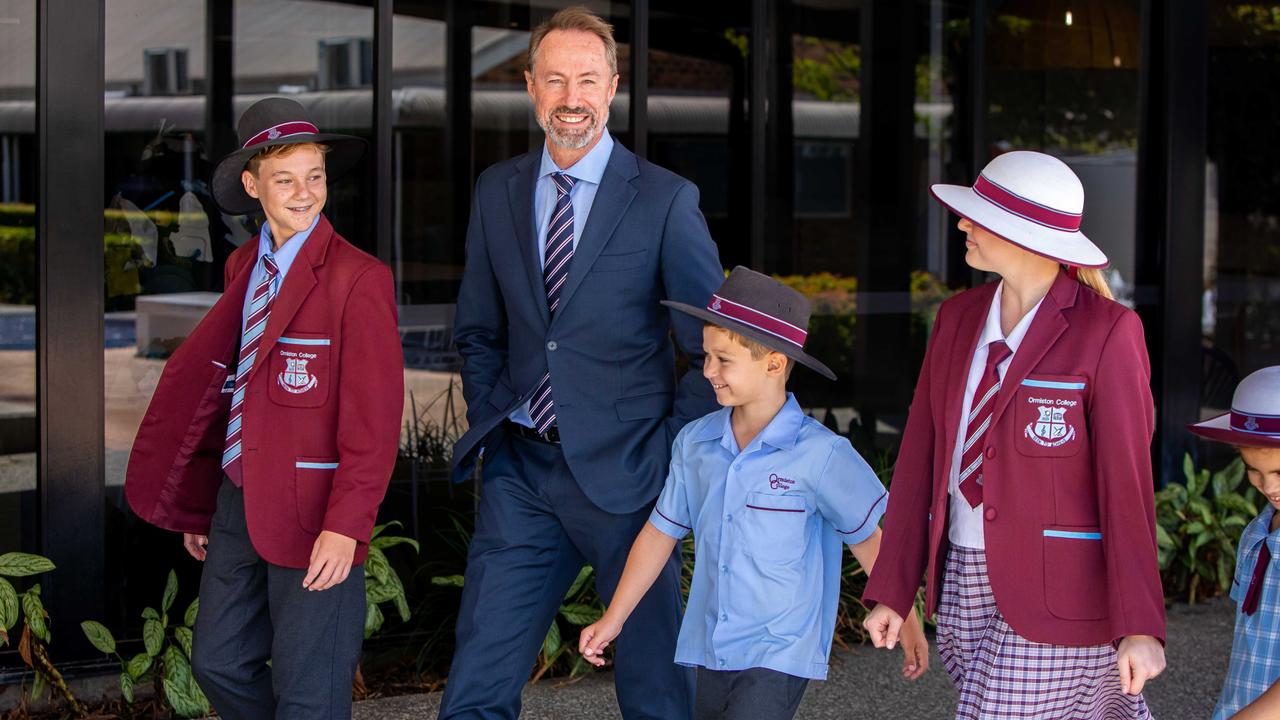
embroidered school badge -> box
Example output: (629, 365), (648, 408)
(1245, 416), (1261, 431)
(1025, 405), (1076, 447)
(278, 357), (318, 394)
(768, 473), (795, 490)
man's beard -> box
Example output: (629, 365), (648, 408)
(539, 105), (607, 150)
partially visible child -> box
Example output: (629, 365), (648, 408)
(578, 267), (928, 720)
(1190, 366), (1280, 719)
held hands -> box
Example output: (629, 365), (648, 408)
(182, 533), (209, 562)
(303, 530), (358, 591)
(864, 604), (929, 680)
(578, 613), (625, 667)
(1116, 635), (1165, 695)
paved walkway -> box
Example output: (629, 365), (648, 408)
(355, 597), (1236, 719)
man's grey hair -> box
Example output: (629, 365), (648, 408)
(527, 6), (619, 77)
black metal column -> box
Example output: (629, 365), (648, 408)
(1136, 0), (1208, 486)
(204, 1), (234, 166)
(374, 0), (394, 268)
(446, 0), (473, 251)
(749, 0), (769, 269)
(36, 0), (105, 652)
(628, 0), (649, 158)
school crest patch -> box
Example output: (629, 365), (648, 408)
(278, 357), (318, 394)
(1024, 406), (1076, 447)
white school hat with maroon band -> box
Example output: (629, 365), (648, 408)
(931, 150), (1108, 269)
(662, 266), (836, 380)
(1189, 366), (1280, 449)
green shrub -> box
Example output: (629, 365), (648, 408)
(0, 552), (84, 713)
(1156, 454), (1258, 604)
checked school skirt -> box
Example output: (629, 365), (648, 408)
(936, 546), (1153, 720)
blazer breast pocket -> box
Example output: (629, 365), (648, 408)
(1015, 375), (1088, 458)
(591, 249), (648, 273)
(267, 333), (332, 408)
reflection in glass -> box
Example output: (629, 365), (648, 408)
(0, 0), (37, 568)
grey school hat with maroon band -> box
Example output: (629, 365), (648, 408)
(1189, 366), (1280, 449)
(662, 266), (836, 381)
(211, 97), (366, 215)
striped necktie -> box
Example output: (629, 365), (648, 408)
(957, 340), (1011, 508)
(528, 172), (575, 434)
(222, 253), (280, 486)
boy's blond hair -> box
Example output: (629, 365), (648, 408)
(245, 142), (331, 177)
(706, 323), (795, 379)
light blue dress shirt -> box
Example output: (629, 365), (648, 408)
(649, 394), (889, 680)
(239, 215), (318, 337)
(1213, 505), (1280, 719)
(509, 132), (616, 427)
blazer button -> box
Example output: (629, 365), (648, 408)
(984, 507), (997, 521)
(546, 341), (558, 351)
(985, 446), (996, 459)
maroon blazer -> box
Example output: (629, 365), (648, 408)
(864, 271), (1165, 646)
(125, 215), (404, 569)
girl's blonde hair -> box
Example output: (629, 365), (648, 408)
(1072, 266), (1114, 300)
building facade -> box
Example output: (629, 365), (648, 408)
(0, 0), (1275, 667)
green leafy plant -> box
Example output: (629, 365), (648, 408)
(1156, 454), (1258, 604)
(0, 552), (84, 713)
(80, 569), (209, 718)
(364, 521), (420, 639)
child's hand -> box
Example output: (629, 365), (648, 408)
(864, 604), (905, 650)
(1116, 635), (1165, 695)
(304, 531), (357, 591)
(898, 609), (929, 681)
(579, 614), (623, 667)
(183, 533), (208, 561)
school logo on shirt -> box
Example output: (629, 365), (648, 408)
(1025, 406), (1076, 447)
(769, 473), (795, 490)
(278, 357), (318, 394)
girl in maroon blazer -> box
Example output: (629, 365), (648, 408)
(862, 151), (1166, 719)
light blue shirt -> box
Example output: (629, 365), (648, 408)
(239, 215), (318, 338)
(509, 132), (615, 426)
(649, 394), (889, 680)
(1214, 505), (1280, 719)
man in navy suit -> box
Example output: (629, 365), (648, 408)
(438, 7), (723, 720)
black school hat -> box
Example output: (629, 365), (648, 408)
(663, 266), (836, 381)
(210, 97), (366, 215)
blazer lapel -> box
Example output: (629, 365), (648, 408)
(245, 215), (332, 385)
(987, 271), (1077, 428)
(507, 153), (550, 328)
(551, 144), (639, 317)
(940, 283), (995, 488)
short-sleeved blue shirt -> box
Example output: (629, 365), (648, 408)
(1214, 505), (1280, 719)
(649, 393), (888, 680)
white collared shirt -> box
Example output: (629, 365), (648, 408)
(948, 281), (1044, 549)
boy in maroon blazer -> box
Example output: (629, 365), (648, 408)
(125, 98), (403, 719)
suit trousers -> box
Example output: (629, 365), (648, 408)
(693, 667), (809, 720)
(438, 432), (693, 720)
(191, 479), (366, 720)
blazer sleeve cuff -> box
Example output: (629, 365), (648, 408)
(861, 586), (917, 622)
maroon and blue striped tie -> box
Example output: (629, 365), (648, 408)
(957, 340), (1011, 508)
(528, 173), (575, 434)
(222, 253), (279, 486)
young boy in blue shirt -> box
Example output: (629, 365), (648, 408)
(1189, 366), (1280, 719)
(579, 267), (928, 720)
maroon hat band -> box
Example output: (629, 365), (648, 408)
(972, 174), (1082, 233)
(708, 294), (807, 347)
(1231, 411), (1280, 437)
(242, 121), (321, 149)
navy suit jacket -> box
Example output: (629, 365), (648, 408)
(451, 141), (723, 513)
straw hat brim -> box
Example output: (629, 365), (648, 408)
(931, 183), (1109, 269)
(1188, 412), (1280, 449)
(662, 300), (837, 381)
(211, 133), (366, 215)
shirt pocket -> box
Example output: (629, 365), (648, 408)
(1015, 375), (1088, 458)
(1042, 525), (1108, 620)
(740, 491), (808, 565)
(294, 458), (338, 533)
(267, 332), (332, 408)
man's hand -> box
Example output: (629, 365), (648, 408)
(897, 608), (930, 680)
(864, 604), (905, 650)
(1116, 635), (1165, 695)
(303, 531), (358, 591)
(579, 613), (624, 667)
(183, 533), (208, 562)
